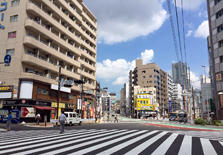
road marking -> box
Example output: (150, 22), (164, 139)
(124, 131), (167, 155)
(97, 130), (159, 155)
(40, 130), (137, 155)
(151, 133), (178, 155)
(178, 135), (192, 155)
(70, 130), (149, 155)
(3, 129), (120, 154)
(200, 138), (217, 155)
(0, 130), (93, 149)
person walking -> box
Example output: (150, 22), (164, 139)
(59, 111), (67, 134)
(114, 115), (118, 123)
(36, 113), (40, 125)
(6, 112), (12, 131)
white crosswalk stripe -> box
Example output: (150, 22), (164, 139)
(0, 129), (222, 155)
(178, 135), (192, 155)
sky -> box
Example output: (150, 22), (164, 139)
(83, 0), (209, 98)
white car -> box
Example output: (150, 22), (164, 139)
(64, 112), (82, 126)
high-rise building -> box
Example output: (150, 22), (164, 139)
(172, 61), (190, 90)
(128, 59), (168, 116)
(207, 0), (223, 119)
(0, 0), (97, 120)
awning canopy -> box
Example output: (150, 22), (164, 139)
(34, 106), (54, 111)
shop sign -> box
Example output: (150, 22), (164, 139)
(0, 86), (13, 92)
(51, 102), (65, 108)
(0, 1), (7, 30)
(21, 107), (35, 118)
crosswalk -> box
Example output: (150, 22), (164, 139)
(0, 129), (223, 155)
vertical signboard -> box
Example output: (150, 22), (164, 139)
(0, 1), (7, 30)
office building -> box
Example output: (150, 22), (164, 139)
(207, 0), (223, 119)
(172, 61), (190, 90)
(128, 59), (168, 116)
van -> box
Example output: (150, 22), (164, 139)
(64, 112), (82, 126)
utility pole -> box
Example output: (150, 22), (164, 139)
(57, 66), (61, 121)
(192, 86), (196, 119)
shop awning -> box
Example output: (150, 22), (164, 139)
(34, 106), (54, 110)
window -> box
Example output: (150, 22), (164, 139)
(217, 24), (223, 33)
(6, 49), (15, 55)
(215, 0), (222, 5)
(10, 15), (18, 22)
(216, 8), (223, 19)
(8, 31), (16, 38)
(219, 40), (223, 48)
(220, 56), (223, 63)
(11, 0), (20, 7)
(37, 88), (49, 95)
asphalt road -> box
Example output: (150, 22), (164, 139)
(0, 122), (180, 131)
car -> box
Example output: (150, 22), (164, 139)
(178, 113), (187, 123)
(64, 112), (82, 126)
(168, 113), (177, 121)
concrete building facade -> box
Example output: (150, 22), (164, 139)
(128, 59), (168, 116)
(0, 0), (97, 121)
(207, 0), (223, 119)
(172, 61), (190, 90)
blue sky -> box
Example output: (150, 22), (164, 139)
(84, 0), (209, 98)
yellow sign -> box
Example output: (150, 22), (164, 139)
(0, 86), (13, 92)
(51, 102), (65, 108)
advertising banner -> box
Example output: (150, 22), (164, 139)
(21, 107), (35, 118)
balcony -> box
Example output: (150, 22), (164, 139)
(60, 0), (82, 22)
(80, 50), (96, 63)
(22, 54), (58, 73)
(41, 0), (83, 35)
(27, 2), (83, 46)
(23, 36), (81, 68)
(79, 58), (96, 71)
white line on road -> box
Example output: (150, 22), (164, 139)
(124, 131), (168, 155)
(200, 138), (217, 155)
(2, 129), (118, 154)
(178, 135), (192, 155)
(40, 130), (137, 155)
(151, 133), (178, 155)
(96, 130), (159, 155)
(69, 130), (149, 155)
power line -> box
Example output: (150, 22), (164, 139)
(167, 0), (180, 62)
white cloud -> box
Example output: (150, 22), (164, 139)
(194, 20), (209, 38)
(84, 0), (167, 44)
(141, 49), (154, 64)
(96, 49), (154, 85)
(175, 0), (205, 10)
(190, 71), (200, 89)
(186, 30), (193, 37)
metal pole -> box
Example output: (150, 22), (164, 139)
(192, 86), (196, 119)
(57, 66), (61, 121)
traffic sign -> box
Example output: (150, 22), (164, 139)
(4, 54), (11, 64)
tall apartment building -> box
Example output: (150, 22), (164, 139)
(128, 59), (168, 116)
(172, 61), (190, 90)
(207, 0), (223, 119)
(0, 0), (97, 120)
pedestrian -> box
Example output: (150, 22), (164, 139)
(6, 112), (12, 131)
(114, 115), (118, 123)
(44, 115), (47, 127)
(36, 113), (40, 125)
(59, 111), (67, 134)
